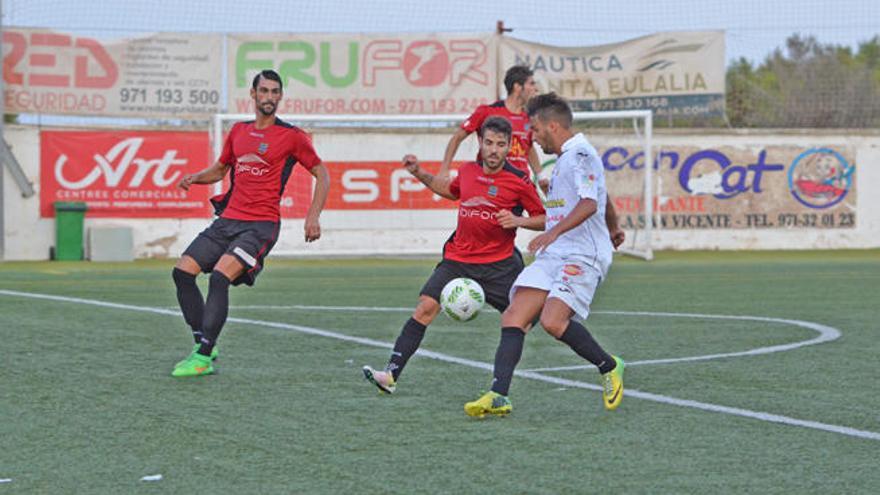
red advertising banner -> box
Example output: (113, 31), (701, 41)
(40, 130), (213, 218)
(325, 161), (459, 210)
(275, 166), (314, 219)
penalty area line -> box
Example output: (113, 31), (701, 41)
(1, 289), (877, 442)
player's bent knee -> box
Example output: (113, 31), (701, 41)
(539, 315), (568, 338)
(172, 267), (196, 287)
(174, 255), (201, 275)
(209, 269), (234, 285)
(413, 296), (441, 324)
(212, 254), (246, 281)
(501, 308), (533, 331)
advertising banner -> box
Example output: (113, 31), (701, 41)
(500, 31), (726, 118)
(40, 130), (213, 218)
(598, 144), (856, 229)
(227, 33), (497, 115)
(325, 161), (457, 210)
(4, 28), (222, 118)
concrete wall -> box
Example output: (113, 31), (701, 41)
(3, 124), (878, 260)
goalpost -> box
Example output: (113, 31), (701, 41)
(211, 110), (653, 260)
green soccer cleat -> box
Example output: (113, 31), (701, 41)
(602, 355), (625, 411)
(362, 365), (396, 394)
(464, 391), (512, 418)
(171, 352), (214, 377)
(174, 344), (218, 368)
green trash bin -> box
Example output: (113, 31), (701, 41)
(54, 201), (87, 261)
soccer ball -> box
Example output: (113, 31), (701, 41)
(440, 278), (485, 322)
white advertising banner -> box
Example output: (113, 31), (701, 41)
(227, 32), (498, 115)
(500, 31), (726, 118)
(3, 28), (223, 118)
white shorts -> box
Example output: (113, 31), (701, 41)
(510, 253), (602, 320)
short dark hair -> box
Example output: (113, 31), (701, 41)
(503, 65), (533, 93)
(526, 92), (573, 128)
(252, 69), (283, 90)
(480, 116), (512, 141)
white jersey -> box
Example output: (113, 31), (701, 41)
(541, 133), (613, 277)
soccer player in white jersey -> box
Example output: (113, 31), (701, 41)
(465, 92), (626, 418)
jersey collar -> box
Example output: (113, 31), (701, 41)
(560, 133), (588, 155)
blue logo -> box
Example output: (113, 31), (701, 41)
(787, 148), (854, 209)
(488, 185), (498, 197)
(258, 142), (268, 154)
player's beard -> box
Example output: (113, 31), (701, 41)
(258, 100), (277, 116)
(484, 154), (504, 171)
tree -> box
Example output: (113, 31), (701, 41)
(726, 34), (880, 128)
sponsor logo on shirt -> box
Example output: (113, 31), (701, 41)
(258, 142), (268, 154)
(563, 264), (583, 276)
(236, 163), (269, 176)
(236, 153), (270, 176)
(488, 185), (498, 197)
(460, 196), (496, 208)
(583, 174), (595, 188)
(544, 198), (566, 208)
(459, 195), (498, 221)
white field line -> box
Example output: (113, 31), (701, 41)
(524, 311), (841, 371)
(215, 304), (841, 370)
(2, 289), (875, 442)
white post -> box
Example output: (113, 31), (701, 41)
(212, 114), (224, 197)
(643, 111), (654, 260)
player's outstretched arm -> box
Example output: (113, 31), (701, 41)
(438, 128), (469, 179)
(176, 160), (230, 190)
(528, 198), (598, 253)
(304, 163), (330, 242)
(403, 154), (458, 200)
(605, 194), (625, 249)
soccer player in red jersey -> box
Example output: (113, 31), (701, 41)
(362, 116), (546, 394)
(438, 65), (547, 191)
(170, 69), (330, 377)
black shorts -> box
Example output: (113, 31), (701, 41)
(420, 251), (525, 312)
(183, 217), (280, 286)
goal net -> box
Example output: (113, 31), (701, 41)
(211, 110), (653, 260)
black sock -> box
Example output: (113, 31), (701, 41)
(198, 271), (231, 357)
(490, 327), (525, 396)
(172, 268), (204, 344)
(386, 318), (427, 380)
(558, 320), (615, 374)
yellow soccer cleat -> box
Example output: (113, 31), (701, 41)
(464, 391), (512, 418)
(602, 355), (625, 410)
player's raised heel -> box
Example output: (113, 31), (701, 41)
(464, 391), (512, 418)
(363, 365), (396, 394)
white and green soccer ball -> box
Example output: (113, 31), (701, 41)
(440, 278), (485, 322)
